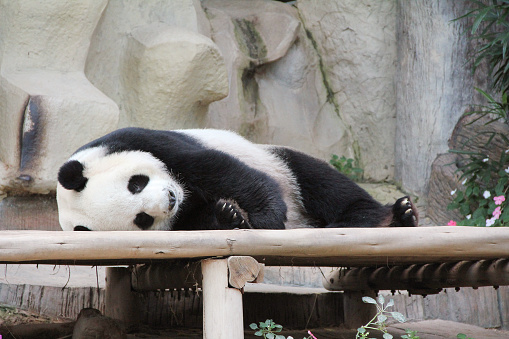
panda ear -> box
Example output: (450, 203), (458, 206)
(58, 160), (88, 192)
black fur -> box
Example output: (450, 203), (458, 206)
(58, 160), (88, 192)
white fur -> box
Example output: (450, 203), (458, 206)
(57, 148), (184, 231)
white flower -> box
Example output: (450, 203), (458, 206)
(483, 190), (491, 199)
(450, 189), (457, 195)
(486, 217), (496, 227)
(506, 166), (509, 174)
(466, 214), (471, 220)
(483, 158), (489, 162)
(462, 178), (467, 185)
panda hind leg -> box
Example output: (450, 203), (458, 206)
(215, 199), (252, 229)
(389, 196), (418, 227)
(324, 196), (418, 228)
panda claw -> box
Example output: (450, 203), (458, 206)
(222, 203), (227, 211)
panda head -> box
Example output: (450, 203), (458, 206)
(56, 146), (185, 231)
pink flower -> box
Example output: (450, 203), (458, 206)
(447, 220), (457, 226)
(308, 330), (318, 339)
(494, 195), (506, 205)
(493, 206), (502, 219)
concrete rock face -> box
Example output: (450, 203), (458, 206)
(0, 0), (118, 195)
(85, 0), (228, 130)
(297, 0), (398, 181)
(203, 0), (352, 159)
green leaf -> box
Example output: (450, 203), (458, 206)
(357, 327), (366, 333)
(390, 311), (406, 323)
(386, 299), (394, 307)
(362, 296), (377, 304)
(250, 323), (258, 330)
(377, 294), (385, 305)
(266, 333), (275, 339)
(378, 314), (388, 323)
(254, 330), (263, 336)
(383, 333), (393, 339)
(275, 335), (285, 339)
(457, 334), (467, 339)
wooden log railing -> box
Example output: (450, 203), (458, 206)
(1, 226), (509, 338)
(0, 226), (508, 266)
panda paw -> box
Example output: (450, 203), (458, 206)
(215, 199), (251, 229)
(391, 196), (418, 227)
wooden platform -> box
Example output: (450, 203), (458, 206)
(1, 226), (508, 338)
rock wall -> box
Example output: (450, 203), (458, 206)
(395, 1), (482, 195)
(297, 0), (398, 181)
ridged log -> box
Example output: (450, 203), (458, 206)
(324, 259), (509, 295)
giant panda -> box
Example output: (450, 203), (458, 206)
(56, 127), (418, 231)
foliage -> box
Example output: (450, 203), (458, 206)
(401, 329), (420, 339)
(457, 333), (476, 339)
(448, 2), (509, 226)
(249, 320), (316, 339)
(250, 320), (285, 339)
(448, 144), (509, 226)
(457, 0), (509, 94)
(330, 154), (364, 181)
(356, 295), (406, 339)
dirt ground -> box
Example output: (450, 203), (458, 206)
(1, 305), (509, 339)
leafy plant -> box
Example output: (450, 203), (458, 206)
(448, 147), (509, 226)
(401, 329), (420, 339)
(250, 319), (286, 339)
(448, 2), (509, 226)
(356, 295), (407, 339)
(457, 333), (476, 339)
(456, 0), (509, 94)
(330, 154), (364, 181)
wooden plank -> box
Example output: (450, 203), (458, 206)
(0, 227), (508, 267)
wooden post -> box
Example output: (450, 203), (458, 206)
(202, 258), (244, 339)
(343, 290), (376, 329)
(105, 266), (141, 326)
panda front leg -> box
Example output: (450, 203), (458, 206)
(214, 199), (252, 229)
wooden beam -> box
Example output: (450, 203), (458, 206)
(324, 259), (509, 295)
(131, 256), (263, 291)
(0, 227), (508, 266)
(131, 261), (202, 291)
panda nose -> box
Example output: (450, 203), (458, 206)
(74, 225), (91, 231)
(169, 190), (176, 210)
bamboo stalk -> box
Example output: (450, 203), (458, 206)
(0, 226), (508, 266)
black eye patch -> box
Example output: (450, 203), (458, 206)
(134, 212), (155, 230)
(128, 175), (150, 194)
(74, 226), (91, 231)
